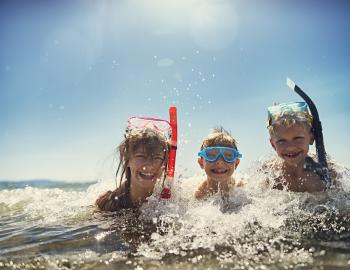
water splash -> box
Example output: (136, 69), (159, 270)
(1, 159), (350, 269)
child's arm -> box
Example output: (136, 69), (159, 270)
(96, 190), (120, 211)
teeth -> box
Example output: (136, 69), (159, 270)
(139, 172), (155, 179)
(212, 169), (228, 174)
(285, 152), (299, 158)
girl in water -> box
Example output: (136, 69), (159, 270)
(96, 118), (171, 211)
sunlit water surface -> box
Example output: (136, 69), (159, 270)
(1, 160), (350, 270)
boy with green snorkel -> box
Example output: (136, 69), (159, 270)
(195, 127), (243, 200)
(264, 79), (337, 192)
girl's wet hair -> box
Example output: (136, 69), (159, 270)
(115, 128), (169, 188)
(200, 126), (238, 150)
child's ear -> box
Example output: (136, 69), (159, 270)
(309, 131), (315, 145)
(235, 159), (240, 168)
(197, 158), (204, 169)
(270, 138), (276, 150)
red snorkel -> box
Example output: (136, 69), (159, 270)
(160, 106), (178, 199)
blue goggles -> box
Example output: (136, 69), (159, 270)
(198, 146), (242, 163)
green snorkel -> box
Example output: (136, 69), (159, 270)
(286, 78), (332, 188)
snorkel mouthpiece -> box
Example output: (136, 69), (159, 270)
(286, 78), (296, 91)
(286, 78), (332, 188)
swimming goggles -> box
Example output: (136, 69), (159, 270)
(267, 101), (312, 126)
(126, 116), (172, 138)
(198, 146), (242, 163)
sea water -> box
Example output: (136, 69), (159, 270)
(1, 160), (350, 270)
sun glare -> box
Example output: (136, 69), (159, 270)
(115, 0), (239, 51)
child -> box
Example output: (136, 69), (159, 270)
(265, 101), (336, 192)
(96, 127), (169, 211)
(194, 127), (243, 200)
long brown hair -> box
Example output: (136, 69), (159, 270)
(115, 128), (169, 189)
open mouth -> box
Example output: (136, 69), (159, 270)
(283, 151), (302, 159)
(138, 172), (156, 181)
(211, 168), (229, 174)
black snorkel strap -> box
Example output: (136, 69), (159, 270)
(286, 78), (332, 188)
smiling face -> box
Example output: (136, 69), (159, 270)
(128, 145), (166, 189)
(198, 145), (240, 182)
(269, 122), (314, 167)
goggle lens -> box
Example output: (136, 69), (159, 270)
(198, 147), (242, 163)
(127, 117), (171, 132)
(267, 101), (312, 127)
(206, 148), (220, 160)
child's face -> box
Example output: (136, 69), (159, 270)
(128, 146), (166, 188)
(198, 146), (239, 182)
(270, 122), (314, 167)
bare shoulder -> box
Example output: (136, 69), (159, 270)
(257, 157), (282, 189)
(234, 178), (245, 187)
(95, 184), (126, 211)
(262, 156), (281, 170)
(194, 180), (209, 200)
(95, 190), (114, 210)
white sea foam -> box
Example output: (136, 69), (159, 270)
(1, 158), (350, 268)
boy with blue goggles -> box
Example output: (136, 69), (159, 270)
(195, 127), (244, 200)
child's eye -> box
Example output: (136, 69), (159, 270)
(276, 139), (285, 145)
(135, 154), (146, 159)
(154, 156), (165, 161)
(295, 136), (305, 141)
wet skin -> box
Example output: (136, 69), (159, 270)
(199, 157), (238, 184)
(128, 146), (166, 204)
(196, 147), (240, 199)
(129, 147), (165, 188)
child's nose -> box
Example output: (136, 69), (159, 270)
(216, 156), (225, 164)
(143, 158), (157, 168)
(285, 141), (297, 149)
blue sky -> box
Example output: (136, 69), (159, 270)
(1, 0), (350, 181)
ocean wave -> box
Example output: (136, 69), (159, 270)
(1, 160), (350, 269)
